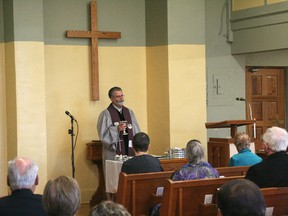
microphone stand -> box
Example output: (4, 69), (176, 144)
(246, 102), (253, 121)
(68, 118), (75, 178)
(236, 97), (256, 139)
(245, 101), (256, 139)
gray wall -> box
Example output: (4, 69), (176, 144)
(205, 0), (247, 138)
(44, 0), (145, 46)
(0, 0), (3, 42)
(205, 0), (288, 139)
(230, 1), (288, 54)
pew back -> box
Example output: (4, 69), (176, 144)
(116, 171), (173, 216)
(216, 166), (249, 177)
(116, 166), (250, 216)
(261, 187), (288, 216)
(160, 176), (244, 216)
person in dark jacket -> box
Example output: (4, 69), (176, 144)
(0, 157), (47, 216)
(121, 132), (163, 174)
(245, 126), (288, 188)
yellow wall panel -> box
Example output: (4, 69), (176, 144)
(0, 43), (7, 196)
(146, 46), (170, 155)
(268, 0), (288, 4)
(168, 45), (207, 149)
(233, 0), (264, 11)
(4, 42), (48, 194)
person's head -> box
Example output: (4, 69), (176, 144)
(7, 157), (39, 192)
(43, 175), (80, 216)
(91, 200), (131, 216)
(217, 179), (266, 216)
(261, 126), (288, 154)
(185, 139), (204, 164)
(108, 86), (124, 108)
(133, 132), (150, 153)
(233, 132), (251, 151)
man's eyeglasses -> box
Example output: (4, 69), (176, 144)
(114, 95), (124, 99)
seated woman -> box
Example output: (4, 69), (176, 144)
(229, 132), (262, 166)
(171, 139), (219, 181)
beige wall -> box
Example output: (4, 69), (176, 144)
(268, 0), (288, 4)
(2, 41), (205, 203)
(45, 45), (147, 202)
(4, 42), (48, 194)
(233, 0), (288, 11)
(146, 45), (207, 155)
(0, 43), (7, 195)
(232, 0), (264, 11)
(168, 45), (207, 148)
(147, 46), (170, 154)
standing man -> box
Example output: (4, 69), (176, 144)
(0, 157), (47, 216)
(97, 86), (140, 165)
(245, 126), (288, 188)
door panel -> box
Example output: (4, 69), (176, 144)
(246, 68), (285, 151)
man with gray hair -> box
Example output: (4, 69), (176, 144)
(0, 157), (47, 215)
(97, 87), (141, 164)
(245, 126), (288, 188)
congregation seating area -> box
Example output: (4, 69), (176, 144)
(160, 176), (244, 216)
(116, 166), (288, 216)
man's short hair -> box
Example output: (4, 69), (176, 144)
(92, 200), (130, 216)
(43, 175), (80, 216)
(8, 157), (38, 191)
(133, 132), (150, 152)
(217, 179), (266, 216)
(108, 86), (122, 99)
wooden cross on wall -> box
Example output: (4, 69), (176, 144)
(66, 1), (121, 101)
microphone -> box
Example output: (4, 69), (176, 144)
(236, 97), (246, 101)
(65, 111), (75, 120)
(235, 97), (253, 120)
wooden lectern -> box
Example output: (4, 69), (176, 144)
(86, 140), (107, 206)
(205, 120), (255, 167)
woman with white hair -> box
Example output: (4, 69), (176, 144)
(171, 139), (219, 181)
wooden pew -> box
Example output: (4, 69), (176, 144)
(197, 186), (288, 216)
(216, 166), (249, 177)
(160, 158), (187, 171)
(116, 171), (174, 216)
(116, 166), (249, 216)
(160, 176), (244, 216)
(261, 187), (288, 216)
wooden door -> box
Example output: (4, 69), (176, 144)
(246, 68), (285, 151)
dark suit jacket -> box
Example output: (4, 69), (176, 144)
(0, 189), (47, 216)
(245, 151), (288, 188)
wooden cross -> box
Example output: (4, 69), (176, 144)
(66, 1), (121, 101)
